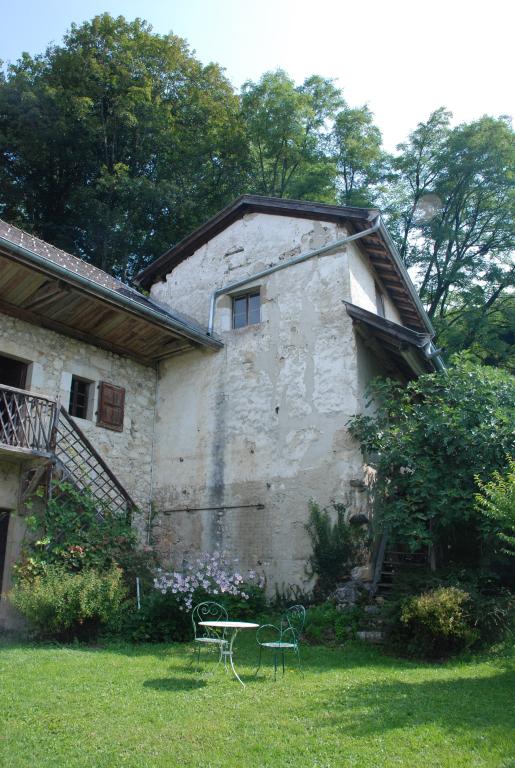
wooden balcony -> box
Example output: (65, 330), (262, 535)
(0, 384), (57, 459)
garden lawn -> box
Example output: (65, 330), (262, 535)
(1, 635), (514, 768)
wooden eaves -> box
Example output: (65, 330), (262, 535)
(344, 301), (436, 378)
(0, 220), (222, 366)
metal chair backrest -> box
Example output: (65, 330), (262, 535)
(192, 601), (228, 641)
(282, 604), (306, 644)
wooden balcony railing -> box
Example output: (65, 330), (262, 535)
(0, 383), (136, 518)
(0, 384), (57, 454)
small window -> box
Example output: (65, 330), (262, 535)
(232, 291), (261, 329)
(375, 284), (385, 318)
(69, 376), (92, 419)
(97, 381), (125, 432)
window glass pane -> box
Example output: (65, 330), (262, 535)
(69, 377), (90, 419)
(233, 296), (247, 329)
(248, 293), (261, 325)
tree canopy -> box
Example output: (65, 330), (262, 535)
(382, 110), (515, 367)
(0, 14), (247, 277)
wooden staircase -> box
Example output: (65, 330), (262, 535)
(356, 530), (429, 644)
(0, 383), (136, 519)
(371, 529), (429, 597)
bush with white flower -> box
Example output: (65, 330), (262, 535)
(154, 551), (266, 614)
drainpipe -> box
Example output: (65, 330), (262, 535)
(207, 216), (382, 335)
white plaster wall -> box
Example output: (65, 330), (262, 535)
(151, 213), (374, 589)
(0, 315), (156, 512)
(347, 243), (402, 323)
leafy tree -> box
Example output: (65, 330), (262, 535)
(383, 111), (515, 367)
(241, 70), (341, 200)
(0, 14), (247, 278)
(442, 294), (515, 374)
(332, 103), (384, 206)
(348, 360), (515, 566)
(475, 456), (515, 556)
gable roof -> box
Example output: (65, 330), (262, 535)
(0, 219), (222, 363)
(135, 194), (433, 334)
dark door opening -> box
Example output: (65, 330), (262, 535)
(0, 511), (9, 593)
(0, 355), (28, 389)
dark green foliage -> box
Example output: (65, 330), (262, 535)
(303, 601), (360, 645)
(348, 360), (515, 563)
(241, 70), (342, 200)
(0, 14), (247, 279)
(18, 480), (157, 592)
(305, 501), (367, 598)
(119, 583), (267, 643)
(13, 480), (157, 640)
(10, 564), (126, 641)
(332, 104), (385, 206)
(385, 569), (514, 658)
(117, 590), (191, 643)
(383, 110), (515, 368)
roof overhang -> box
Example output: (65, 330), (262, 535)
(0, 237), (222, 365)
(135, 194), (433, 334)
(344, 301), (438, 378)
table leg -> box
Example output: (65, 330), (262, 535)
(226, 628), (245, 687)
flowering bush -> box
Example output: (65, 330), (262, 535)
(154, 552), (265, 613)
(115, 553), (266, 643)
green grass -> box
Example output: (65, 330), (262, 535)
(1, 634), (514, 768)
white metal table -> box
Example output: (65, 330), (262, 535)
(199, 620), (259, 687)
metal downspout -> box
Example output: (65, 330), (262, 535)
(207, 216), (382, 335)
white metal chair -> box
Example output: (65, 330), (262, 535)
(191, 601), (228, 670)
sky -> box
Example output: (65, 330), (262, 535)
(1, 0), (513, 150)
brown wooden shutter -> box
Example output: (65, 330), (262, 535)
(97, 382), (125, 432)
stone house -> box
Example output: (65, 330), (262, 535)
(0, 195), (443, 627)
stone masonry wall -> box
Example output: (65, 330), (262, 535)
(150, 213), (391, 589)
(0, 315), (156, 515)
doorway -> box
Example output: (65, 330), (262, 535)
(0, 355), (28, 389)
(0, 511), (9, 594)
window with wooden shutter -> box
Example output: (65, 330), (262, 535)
(97, 382), (125, 432)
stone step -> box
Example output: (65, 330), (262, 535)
(356, 630), (384, 644)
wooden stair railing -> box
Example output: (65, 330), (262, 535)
(52, 407), (136, 520)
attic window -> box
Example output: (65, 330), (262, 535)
(232, 291), (261, 329)
(69, 376), (92, 419)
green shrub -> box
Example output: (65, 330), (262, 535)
(304, 601), (359, 645)
(305, 501), (367, 598)
(119, 583), (267, 644)
(10, 565), (126, 641)
(118, 590), (192, 643)
(387, 586), (478, 659)
(16, 479), (158, 602)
